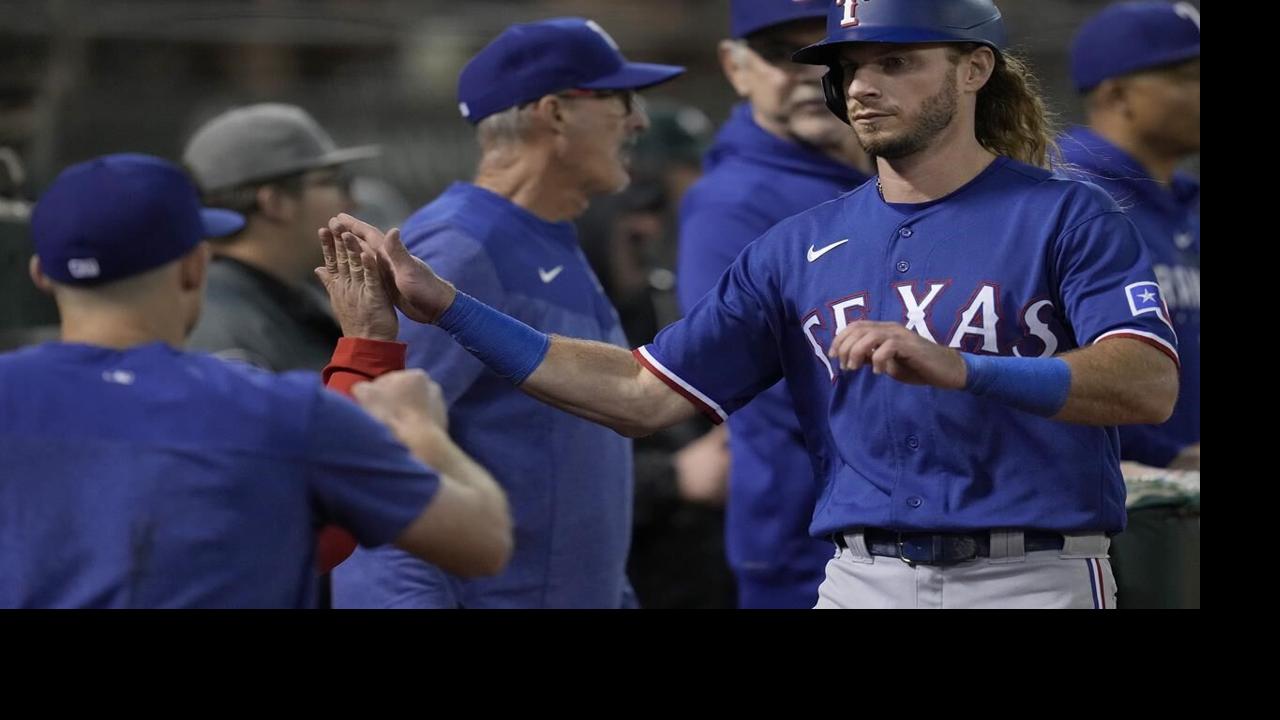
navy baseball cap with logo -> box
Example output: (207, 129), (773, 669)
(1071, 1), (1201, 93)
(731, 0), (828, 39)
(456, 17), (685, 125)
(31, 153), (244, 286)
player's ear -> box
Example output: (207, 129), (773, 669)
(720, 40), (752, 98)
(530, 94), (570, 135)
(960, 45), (996, 93)
(28, 255), (56, 295)
(178, 242), (211, 292)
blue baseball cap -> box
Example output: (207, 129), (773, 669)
(794, 0), (1006, 66)
(730, 0), (828, 39)
(31, 153), (244, 286)
(1071, 2), (1201, 93)
(456, 17), (685, 125)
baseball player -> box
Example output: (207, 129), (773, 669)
(331, 0), (1179, 609)
(1059, 1), (1200, 471)
(330, 18), (684, 609)
(677, 0), (871, 608)
(0, 154), (511, 608)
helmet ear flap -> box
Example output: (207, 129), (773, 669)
(822, 66), (850, 125)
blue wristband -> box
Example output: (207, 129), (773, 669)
(961, 354), (1071, 417)
(435, 291), (551, 385)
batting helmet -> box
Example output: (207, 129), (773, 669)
(792, 0), (1007, 124)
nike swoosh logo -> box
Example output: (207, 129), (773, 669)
(807, 239), (849, 262)
(538, 266), (564, 283)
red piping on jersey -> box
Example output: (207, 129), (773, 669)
(632, 348), (724, 425)
(1094, 331), (1180, 368)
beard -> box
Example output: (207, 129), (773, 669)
(854, 73), (959, 159)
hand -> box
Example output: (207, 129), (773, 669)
(828, 321), (967, 389)
(674, 425), (730, 506)
(316, 226), (399, 341)
(327, 213), (457, 324)
(352, 369), (449, 435)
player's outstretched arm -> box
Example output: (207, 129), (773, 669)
(328, 213), (697, 438)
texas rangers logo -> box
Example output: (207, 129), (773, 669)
(1125, 281), (1172, 327)
(836, 0), (868, 28)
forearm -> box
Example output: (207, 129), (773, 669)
(518, 336), (696, 437)
(1053, 338), (1178, 425)
(432, 291), (695, 437)
(389, 423), (513, 578)
(959, 338), (1177, 426)
(402, 425), (500, 502)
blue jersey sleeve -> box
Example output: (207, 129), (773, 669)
(640, 242), (785, 423)
(398, 227), (507, 406)
(1053, 208), (1180, 365)
(305, 387), (441, 547)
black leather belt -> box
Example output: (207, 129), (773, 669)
(833, 528), (1066, 565)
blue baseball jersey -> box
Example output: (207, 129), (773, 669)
(641, 156), (1179, 537)
(1060, 127), (1199, 467)
(0, 342), (440, 608)
(678, 103), (868, 592)
(333, 182), (636, 609)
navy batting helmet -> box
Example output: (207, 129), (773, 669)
(793, 0), (1007, 124)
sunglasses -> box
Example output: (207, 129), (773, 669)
(557, 88), (641, 115)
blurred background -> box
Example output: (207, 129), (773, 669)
(0, 0), (1196, 202)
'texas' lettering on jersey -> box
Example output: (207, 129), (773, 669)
(800, 281), (1068, 380)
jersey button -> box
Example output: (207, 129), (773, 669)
(906, 435), (920, 449)
(896, 260), (910, 273)
(907, 496), (923, 508)
(899, 227), (913, 238)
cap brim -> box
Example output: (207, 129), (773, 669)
(201, 208), (246, 238)
(793, 38), (842, 65)
(204, 145), (383, 192)
(580, 62), (685, 91)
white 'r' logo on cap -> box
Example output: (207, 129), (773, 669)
(837, 0), (863, 28)
(1174, 2), (1200, 28)
(585, 20), (620, 51)
(68, 258), (100, 279)
(459, 102), (470, 118)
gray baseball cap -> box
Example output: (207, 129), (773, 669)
(182, 103), (380, 192)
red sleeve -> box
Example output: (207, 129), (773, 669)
(322, 336), (409, 396)
(316, 337), (408, 573)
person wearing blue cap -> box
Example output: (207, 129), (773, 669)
(0, 153), (511, 607)
(332, 0), (1182, 608)
(677, 0), (872, 609)
(1059, 1), (1200, 471)
(330, 18), (684, 608)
